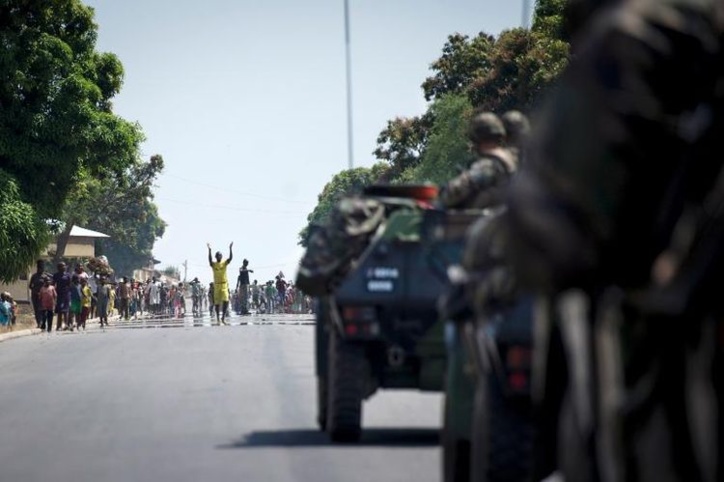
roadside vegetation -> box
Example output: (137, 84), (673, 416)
(299, 0), (568, 247)
(0, 1), (164, 282)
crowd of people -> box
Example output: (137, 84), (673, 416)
(27, 260), (194, 332)
(200, 245), (313, 326)
(21, 253), (313, 333)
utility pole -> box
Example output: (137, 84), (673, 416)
(522, 0), (531, 29)
(344, 0), (354, 170)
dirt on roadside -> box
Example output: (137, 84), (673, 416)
(12, 304), (37, 331)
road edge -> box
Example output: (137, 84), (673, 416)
(0, 328), (41, 343)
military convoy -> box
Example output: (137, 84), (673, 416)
(298, 184), (535, 479)
(306, 185), (477, 441)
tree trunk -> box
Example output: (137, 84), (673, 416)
(53, 222), (75, 265)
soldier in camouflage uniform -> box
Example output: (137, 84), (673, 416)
(504, 0), (724, 480)
(501, 110), (531, 165)
(437, 111), (517, 210)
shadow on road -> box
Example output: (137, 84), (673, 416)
(219, 427), (440, 449)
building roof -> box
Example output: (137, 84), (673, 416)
(69, 225), (110, 238)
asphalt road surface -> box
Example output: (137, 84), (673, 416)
(0, 311), (443, 482)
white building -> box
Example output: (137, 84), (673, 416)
(0, 226), (109, 304)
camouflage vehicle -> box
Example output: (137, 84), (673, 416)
(441, 213), (535, 482)
(306, 185), (480, 442)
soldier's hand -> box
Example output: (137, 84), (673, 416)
(207, 243), (211, 249)
(229, 242), (234, 249)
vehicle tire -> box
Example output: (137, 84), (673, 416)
(470, 375), (534, 482)
(317, 376), (328, 431)
(443, 395), (471, 482)
(315, 300), (330, 432)
(326, 327), (367, 442)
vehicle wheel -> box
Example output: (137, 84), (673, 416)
(316, 376), (328, 431)
(442, 323), (474, 482)
(315, 299), (330, 431)
(443, 395), (471, 482)
(326, 327), (367, 442)
(470, 375), (533, 482)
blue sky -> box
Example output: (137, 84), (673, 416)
(84, 0), (524, 285)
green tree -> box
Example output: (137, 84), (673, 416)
(298, 163), (391, 247)
(0, 171), (50, 283)
(421, 32), (496, 102)
(0, 1), (145, 280)
(374, 0), (569, 178)
(0, 1), (144, 216)
(161, 265), (180, 280)
(55, 155), (167, 276)
(308, 0), (571, 249)
(372, 115), (431, 180)
(96, 199), (166, 278)
(405, 94), (474, 184)
(467, 28), (569, 112)
(532, 0), (569, 41)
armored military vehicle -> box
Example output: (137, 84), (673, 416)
(309, 185), (479, 442)
(441, 212), (535, 482)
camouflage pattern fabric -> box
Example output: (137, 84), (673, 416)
(459, 210), (518, 316)
(506, 2), (723, 292)
(296, 196), (386, 296)
(503, 1), (724, 481)
(437, 147), (517, 210)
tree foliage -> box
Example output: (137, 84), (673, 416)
(401, 94), (474, 184)
(421, 33), (496, 102)
(467, 28), (569, 112)
(0, 170), (50, 283)
(0, 1), (160, 282)
(161, 265), (180, 280)
(0, 1), (145, 218)
(95, 199), (166, 278)
(371, 0), (569, 179)
(532, 0), (569, 41)
(372, 114), (431, 180)
(298, 163), (391, 247)
(56, 155), (167, 277)
(301, 0), (570, 242)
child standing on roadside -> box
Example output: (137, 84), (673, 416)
(69, 276), (81, 331)
(2, 292), (17, 328)
(108, 282), (116, 319)
(0, 293), (11, 331)
(96, 277), (110, 328)
(39, 278), (56, 332)
(79, 277), (92, 331)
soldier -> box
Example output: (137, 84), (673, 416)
(504, 0), (724, 480)
(501, 110), (531, 165)
(437, 111), (517, 210)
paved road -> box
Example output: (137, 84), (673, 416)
(0, 312), (443, 482)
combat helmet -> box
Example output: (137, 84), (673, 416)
(501, 110), (531, 148)
(468, 111), (506, 144)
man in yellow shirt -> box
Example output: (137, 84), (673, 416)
(208, 242), (233, 325)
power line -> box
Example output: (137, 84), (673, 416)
(158, 197), (309, 215)
(163, 172), (314, 206)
